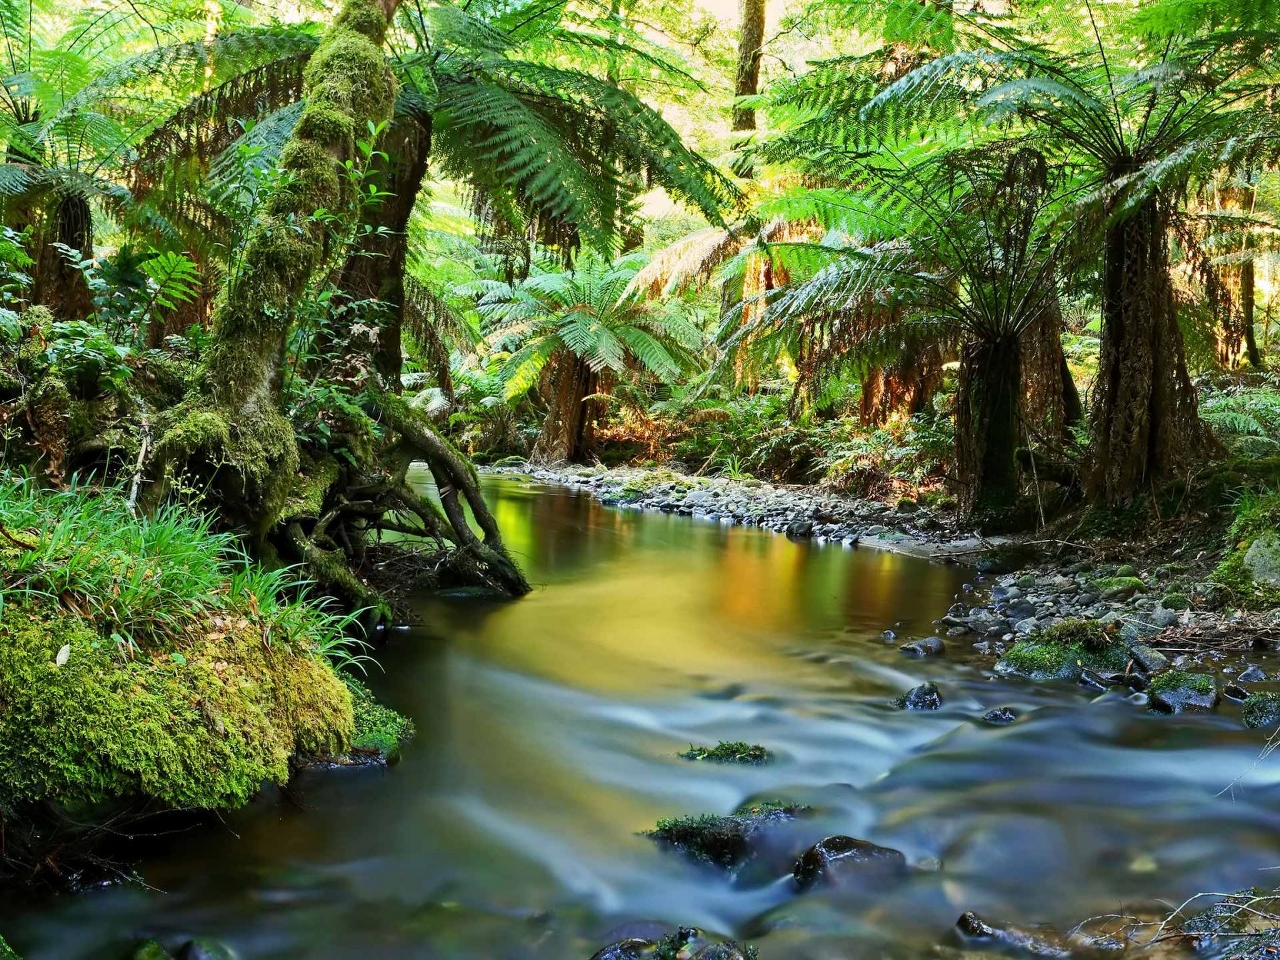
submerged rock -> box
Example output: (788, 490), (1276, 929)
(1126, 643), (1169, 675)
(900, 637), (946, 658)
(1242, 693), (1280, 729)
(1148, 672), (1219, 714)
(793, 835), (907, 891)
(646, 802), (804, 871)
(177, 942), (237, 960)
(132, 943), (175, 960)
(1239, 665), (1268, 683)
(982, 707), (1018, 725)
(895, 682), (943, 710)
(692, 944), (754, 960)
(590, 939), (653, 960)
(955, 911), (1073, 959)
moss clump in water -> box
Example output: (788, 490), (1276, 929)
(995, 619), (1125, 681)
(346, 676), (415, 762)
(679, 741), (771, 765)
(1148, 671), (1215, 697)
(645, 802), (806, 870)
(1242, 693), (1280, 729)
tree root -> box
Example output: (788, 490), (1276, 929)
(372, 389), (531, 596)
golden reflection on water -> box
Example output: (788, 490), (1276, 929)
(414, 478), (966, 696)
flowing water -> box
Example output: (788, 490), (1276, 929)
(6, 477), (1280, 959)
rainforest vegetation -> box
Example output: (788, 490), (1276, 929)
(7, 0), (1280, 955)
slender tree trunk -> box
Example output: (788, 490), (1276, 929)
(1021, 290), (1079, 439)
(335, 115), (432, 389)
(956, 335), (1022, 519)
(1244, 258), (1263, 368)
(733, 0), (766, 133)
(1087, 195), (1208, 504)
(532, 352), (599, 464)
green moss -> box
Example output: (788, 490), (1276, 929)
(1148, 671), (1215, 697)
(646, 802), (805, 870)
(1162, 592), (1191, 611)
(1038, 618), (1113, 653)
(0, 601), (353, 811)
(680, 741), (771, 764)
(1242, 693), (1280, 729)
(0, 935), (18, 959)
(130, 941), (173, 960)
(345, 676), (414, 762)
(1211, 549), (1280, 609)
(1090, 576), (1146, 599)
(996, 636), (1126, 682)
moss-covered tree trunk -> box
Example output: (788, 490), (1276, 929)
(152, 0), (401, 533)
(1243, 258), (1263, 368)
(956, 335), (1022, 520)
(1087, 195), (1209, 505)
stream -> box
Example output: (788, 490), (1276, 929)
(5, 476), (1280, 958)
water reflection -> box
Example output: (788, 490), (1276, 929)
(6, 478), (1280, 960)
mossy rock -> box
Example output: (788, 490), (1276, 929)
(1211, 549), (1280, 610)
(346, 676), (414, 762)
(645, 801), (805, 871)
(995, 620), (1126, 682)
(1090, 576), (1146, 600)
(1242, 693), (1280, 729)
(1162, 592), (1191, 611)
(679, 741), (771, 765)
(0, 601), (353, 811)
(0, 935), (18, 960)
(1148, 671), (1219, 714)
(131, 942), (174, 960)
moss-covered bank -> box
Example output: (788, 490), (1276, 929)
(0, 478), (410, 880)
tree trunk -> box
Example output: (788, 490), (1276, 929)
(733, 0), (766, 133)
(858, 342), (944, 425)
(532, 352), (599, 464)
(151, 0), (401, 534)
(956, 335), (1022, 519)
(32, 191), (94, 321)
(1244, 258), (1263, 368)
(1020, 291), (1080, 439)
(1087, 195), (1208, 504)
(335, 114), (432, 389)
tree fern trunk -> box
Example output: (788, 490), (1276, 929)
(335, 115), (432, 389)
(956, 335), (1022, 520)
(1087, 195), (1208, 504)
(532, 352), (598, 464)
(32, 191), (94, 322)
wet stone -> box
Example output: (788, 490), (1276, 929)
(1127, 643), (1169, 675)
(590, 939), (652, 960)
(982, 707), (1017, 725)
(177, 942), (237, 960)
(900, 636), (946, 658)
(896, 682), (943, 710)
(1224, 683), (1250, 702)
(1239, 665), (1268, 683)
(1148, 673), (1220, 714)
(793, 835), (908, 891)
(955, 911), (1073, 959)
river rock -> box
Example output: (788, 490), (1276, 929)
(133, 943), (175, 960)
(693, 945), (751, 960)
(955, 911), (1073, 958)
(900, 636), (946, 657)
(1243, 693), (1280, 729)
(646, 803), (803, 871)
(1244, 533), (1280, 586)
(786, 519), (814, 538)
(1127, 643), (1169, 675)
(793, 835), (908, 891)
(177, 942), (237, 960)
(896, 682), (943, 710)
(1148, 672), (1219, 714)
(590, 939), (653, 960)
(1239, 665), (1268, 683)
(1224, 682), (1250, 702)
(982, 707), (1017, 725)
